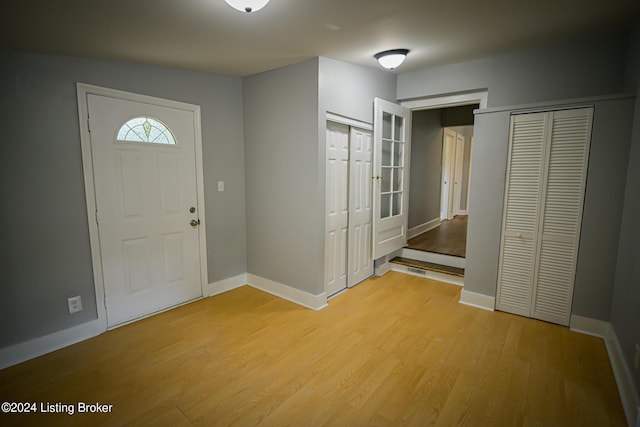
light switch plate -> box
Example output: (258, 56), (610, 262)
(217, 181), (224, 192)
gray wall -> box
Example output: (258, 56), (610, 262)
(463, 111), (511, 297)
(573, 99), (635, 319)
(398, 32), (629, 107)
(0, 49), (247, 349)
(441, 105), (475, 127)
(319, 57), (397, 125)
(242, 57), (396, 297)
(611, 19), (640, 396)
(243, 58), (322, 295)
(408, 109), (443, 228)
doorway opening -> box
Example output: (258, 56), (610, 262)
(406, 104), (477, 260)
(388, 91), (487, 282)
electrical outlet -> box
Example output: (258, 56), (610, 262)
(67, 296), (83, 314)
(634, 344), (640, 372)
(217, 181), (224, 192)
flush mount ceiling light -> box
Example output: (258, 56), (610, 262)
(374, 49), (410, 70)
(225, 0), (270, 13)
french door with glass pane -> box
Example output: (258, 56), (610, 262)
(373, 98), (411, 260)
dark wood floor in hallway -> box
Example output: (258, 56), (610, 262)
(408, 215), (468, 257)
(0, 272), (625, 426)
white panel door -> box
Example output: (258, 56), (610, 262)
(441, 128), (456, 220)
(373, 98), (411, 260)
(453, 133), (465, 215)
(532, 108), (593, 325)
(348, 128), (374, 287)
(89, 94), (202, 327)
(325, 122), (350, 296)
(496, 112), (547, 317)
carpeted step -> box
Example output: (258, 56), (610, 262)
(390, 256), (464, 277)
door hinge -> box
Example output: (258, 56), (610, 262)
(95, 210), (99, 225)
(87, 117), (91, 133)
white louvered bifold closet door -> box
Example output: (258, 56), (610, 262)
(497, 107), (593, 326)
(532, 108), (593, 325)
(496, 113), (547, 317)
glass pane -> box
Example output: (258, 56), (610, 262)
(394, 116), (404, 141)
(393, 168), (402, 192)
(392, 192), (402, 216)
(382, 141), (392, 167)
(381, 194), (391, 218)
(383, 112), (392, 140)
(381, 167), (391, 193)
(117, 117), (176, 145)
(393, 142), (403, 167)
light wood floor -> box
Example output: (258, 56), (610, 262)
(0, 272), (625, 426)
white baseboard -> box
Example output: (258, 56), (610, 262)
(247, 274), (328, 311)
(204, 273), (247, 297)
(604, 324), (640, 427)
(0, 319), (105, 370)
(569, 314), (610, 338)
(374, 255), (392, 276)
(407, 217), (441, 239)
(390, 263), (464, 286)
(458, 289), (495, 311)
(570, 315), (640, 427)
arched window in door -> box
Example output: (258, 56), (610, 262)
(116, 117), (176, 145)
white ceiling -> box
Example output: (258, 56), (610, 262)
(2, 0), (639, 77)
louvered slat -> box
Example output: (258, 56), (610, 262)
(503, 116), (545, 235)
(533, 240), (576, 325)
(496, 236), (534, 315)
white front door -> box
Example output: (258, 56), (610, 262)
(373, 98), (411, 260)
(88, 94), (203, 327)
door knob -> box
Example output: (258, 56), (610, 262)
(190, 219), (200, 227)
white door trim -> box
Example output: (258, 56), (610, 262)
(326, 112), (373, 131)
(76, 83), (208, 331)
(400, 90), (488, 110)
